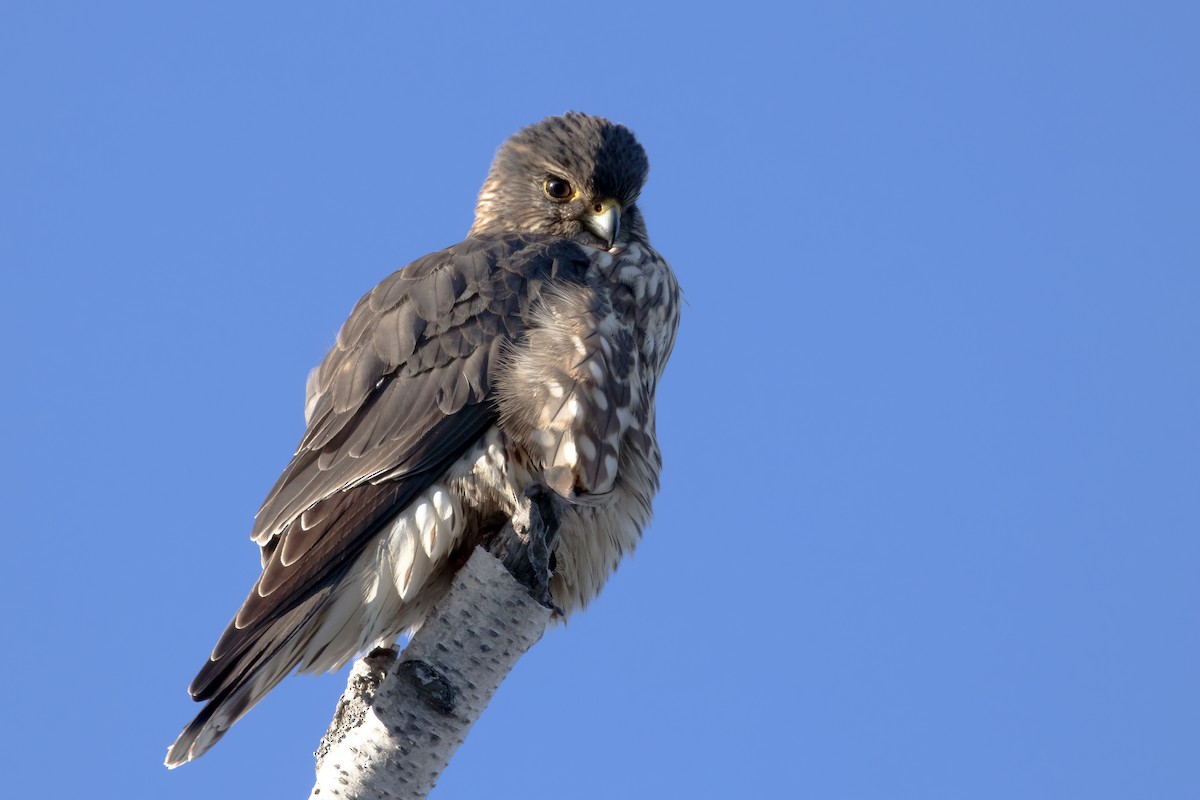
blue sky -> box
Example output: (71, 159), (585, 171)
(3, 2), (1197, 797)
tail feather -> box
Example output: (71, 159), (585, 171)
(165, 588), (334, 768)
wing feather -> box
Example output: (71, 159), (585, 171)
(189, 234), (593, 706)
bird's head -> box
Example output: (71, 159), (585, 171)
(470, 112), (650, 251)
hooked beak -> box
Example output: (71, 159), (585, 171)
(583, 199), (621, 250)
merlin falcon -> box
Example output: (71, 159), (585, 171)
(166, 113), (680, 766)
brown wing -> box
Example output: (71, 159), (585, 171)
(187, 234), (594, 703)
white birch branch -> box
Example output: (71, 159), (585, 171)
(308, 545), (553, 799)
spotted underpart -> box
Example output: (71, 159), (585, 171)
(497, 248), (631, 498)
(167, 112), (680, 768)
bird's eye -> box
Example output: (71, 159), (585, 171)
(543, 177), (573, 200)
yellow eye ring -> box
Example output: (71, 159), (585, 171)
(543, 177), (573, 201)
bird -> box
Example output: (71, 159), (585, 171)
(165, 112), (681, 767)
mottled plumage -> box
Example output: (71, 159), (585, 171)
(166, 113), (680, 767)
